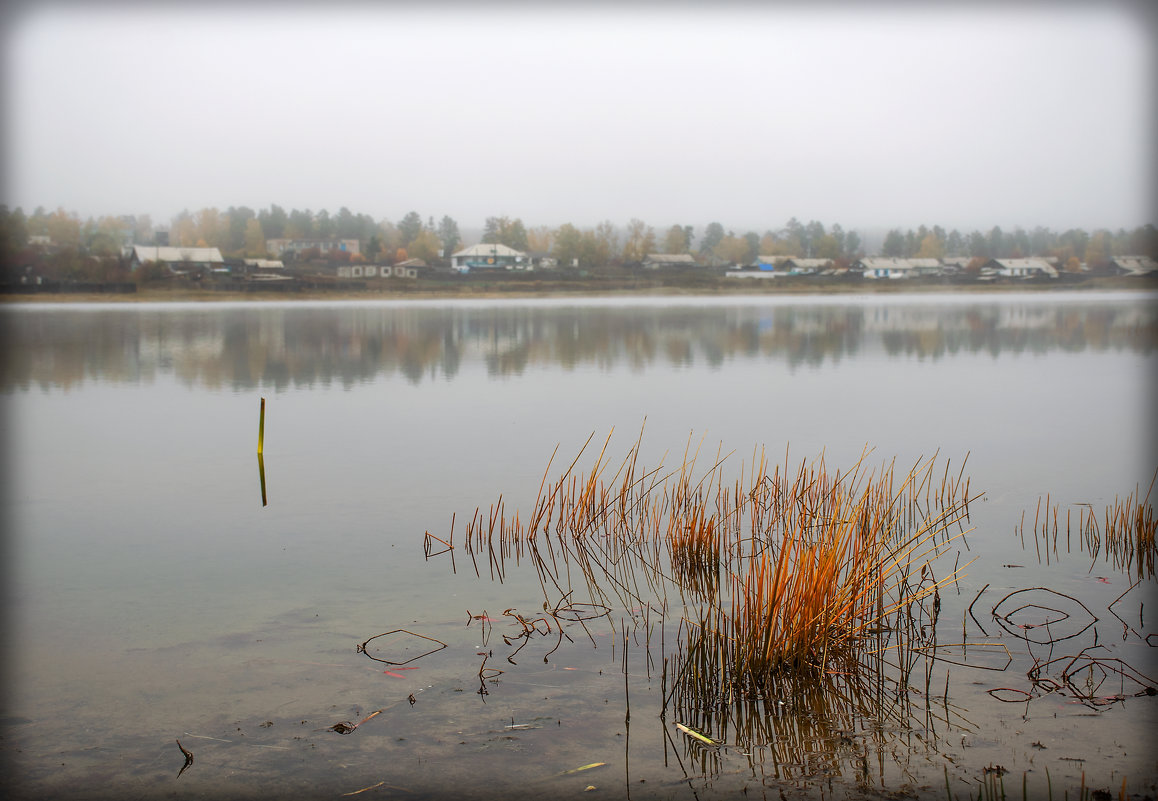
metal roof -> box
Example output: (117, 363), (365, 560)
(132, 245), (224, 263)
(1112, 256), (1158, 274)
(643, 254), (697, 264)
(453, 243), (525, 258)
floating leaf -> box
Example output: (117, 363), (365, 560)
(675, 722), (718, 746)
(562, 762), (606, 775)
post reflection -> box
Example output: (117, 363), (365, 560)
(257, 452), (268, 507)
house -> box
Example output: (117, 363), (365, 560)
(754, 255), (790, 272)
(526, 251), (558, 269)
(129, 245), (224, 274)
(779, 258), (832, 275)
(641, 254), (698, 269)
(856, 257), (920, 279)
(1110, 256), (1158, 277)
(984, 258), (1058, 279)
(725, 269), (779, 279)
(337, 264), (380, 278)
(451, 243), (528, 272)
(244, 258), (285, 271)
(940, 256), (972, 272)
(265, 238), (361, 258)
(907, 258), (943, 277)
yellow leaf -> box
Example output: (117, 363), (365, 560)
(562, 762), (606, 775)
(675, 722), (717, 746)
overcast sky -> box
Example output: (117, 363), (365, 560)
(2, 2), (1154, 235)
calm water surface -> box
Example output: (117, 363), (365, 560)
(2, 293), (1156, 800)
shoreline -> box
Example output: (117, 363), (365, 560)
(2, 275), (1154, 304)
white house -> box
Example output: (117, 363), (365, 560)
(129, 246), (224, 273)
(451, 243), (528, 272)
(642, 254), (698, 269)
(986, 258), (1058, 279)
(857, 257), (920, 279)
(1111, 256), (1158, 277)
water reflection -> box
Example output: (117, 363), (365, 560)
(2, 295), (1155, 392)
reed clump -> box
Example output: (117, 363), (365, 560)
(440, 427), (977, 694)
(1019, 469), (1157, 579)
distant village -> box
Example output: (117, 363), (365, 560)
(12, 238), (1153, 294)
(2, 205), (1156, 294)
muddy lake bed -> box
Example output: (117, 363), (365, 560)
(2, 292), (1156, 800)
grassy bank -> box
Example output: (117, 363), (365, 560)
(2, 274), (1153, 303)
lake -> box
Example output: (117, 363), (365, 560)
(2, 292), (1156, 800)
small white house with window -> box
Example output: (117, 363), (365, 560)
(451, 243), (528, 272)
(856, 257), (919, 279)
(985, 258), (1058, 279)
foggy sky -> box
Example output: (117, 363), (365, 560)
(3, 2), (1154, 234)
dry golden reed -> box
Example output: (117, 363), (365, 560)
(440, 425), (977, 693)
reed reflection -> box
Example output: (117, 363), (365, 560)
(2, 298), (1154, 392)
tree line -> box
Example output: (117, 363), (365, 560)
(1, 203), (1155, 283)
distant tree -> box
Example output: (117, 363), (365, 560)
(506, 219), (529, 252)
(398, 211), (423, 246)
(552, 223), (584, 268)
(1058, 228), (1090, 261)
(592, 220), (618, 266)
(813, 234), (840, 260)
(916, 234), (943, 259)
(1029, 226), (1054, 256)
(714, 234), (751, 265)
(131, 214), (154, 245)
(437, 215), (461, 258)
(663, 225), (686, 254)
(482, 216), (502, 244)
(27, 206), (49, 237)
(699, 222), (725, 255)
(967, 231), (988, 259)
(244, 219), (266, 257)
(171, 211), (198, 247)
(1085, 230), (1112, 271)
(682, 225), (694, 252)
(1064, 256), (1082, 273)
(881, 229), (906, 257)
(315, 209), (335, 240)
(830, 224), (846, 257)
(527, 225), (555, 253)
(285, 208), (314, 239)
(258, 205), (287, 239)
(394, 247), (408, 263)
(844, 231), (862, 258)
(903, 229), (917, 258)
(1129, 224), (1158, 258)
(378, 220), (401, 255)
(86, 216), (131, 256)
(0, 205), (29, 255)
(482, 216), (529, 250)
(743, 232), (760, 264)
(407, 230), (441, 263)
(987, 226), (1005, 259)
(621, 218), (653, 263)
(365, 235), (383, 262)
(224, 206), (255, 253)
(194, 207), (224, 248)
(946, 229), (964, 256)
(804, 220), (826, 256)
(335, 207), (358, 239)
